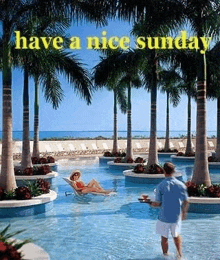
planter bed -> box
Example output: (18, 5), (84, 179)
(123, 170), (182, 184)
(18, 241), (50, 260)
(107, 161), (147, 171)
(16, 171), (58, 186)
(14, 162), (58, 172)
(188, 197), (220, 213)
(0, 190), (57, 218)
(32, 162), (58, 171)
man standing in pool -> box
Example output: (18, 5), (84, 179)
(147, 162), (189, 259)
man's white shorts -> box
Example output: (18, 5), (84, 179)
(156, 219), (181, 238)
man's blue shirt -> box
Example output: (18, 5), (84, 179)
(155, 176), (188, 223)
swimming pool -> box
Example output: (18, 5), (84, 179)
(1, 156), (220, 260)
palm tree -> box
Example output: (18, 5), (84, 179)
(131, 11), (182, 166)
(159, 68), (181, 151)
(93, 59), (127, 154)
(0, 0), (117, 190)
(181, 0), (220, 186)
(170, 49), (197, 154)
(206, 42), (220, 159)
(93, 49), (142, 159)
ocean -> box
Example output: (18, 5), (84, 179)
(0, 130), (216, 141)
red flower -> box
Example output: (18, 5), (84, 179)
(134, 157), (144, 163)
(15, 186), (32, 200)
(47, 156), (55, 163)
(31, 157), (39, 164)
(127, 157), (134, 163)
(114, 158), (121, 163)
(24, 167), (33, 176)
(0, 242), (7, 252)
(134, 164), (144, 173)
(38, 157), (47, 164)
(104, 151), (112, 157)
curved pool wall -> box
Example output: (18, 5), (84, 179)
(0, 190), (57, 218)
(189, 197), (220, 213)
(0, 201), (54, 218)
(158, 152), (176, 159)
(123, 170), (183, 184)
(15, 171), (58, 187)
(1, 157), (220, 260)
(99, 156), (117, 165)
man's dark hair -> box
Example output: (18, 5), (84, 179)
(163, 162), (175, 175)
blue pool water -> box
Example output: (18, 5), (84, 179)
(1, 157), (220, 260)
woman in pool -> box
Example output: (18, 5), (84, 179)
(70, 170), (112, 194)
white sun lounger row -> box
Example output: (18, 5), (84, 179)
(9, 139), (217, 157)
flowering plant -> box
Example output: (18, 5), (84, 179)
(208, 156), (220, 162)
(127, 157), (134, 163)
(133, 164), (145, 173)
(15, 165), (51, 176)
(185, 181), (220, 197)
(176, 151), (195, 157)
(134, 157), (146, 163)
(0, 224), (31, 260)
(176, 152), (184, 156)
(31, 156), (55, 164)
(15, 187), (32, 200)
(158, 149), (178, 153)
(104, 151), (126, 157)
(36, 179), (50, 194)
(0, 180), (50, 201)
(133, 163), (164, 174)
(114, 157), (122, 163)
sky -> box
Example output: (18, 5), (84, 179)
(0, 20), (217, 133)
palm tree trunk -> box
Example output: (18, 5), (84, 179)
(33, 76), (40, 158)
(147, 53), (158, 166)
(0, 24), (17, 190)
(192, 44), (211, 186)
(112, 90), (118, 154)
(126, 81), (133, 159)
(164, 91), (170, 151)
(21, 68), (32, 169)
(186, 93), (193, 154)
(215, 97), (220, 159)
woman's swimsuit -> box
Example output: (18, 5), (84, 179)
(75, 181), (85, 191)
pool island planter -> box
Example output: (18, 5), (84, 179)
(33, 162), (58, 171)
(171, 156), (220, 169)
(14, 162), (58, 172)
(16, 171), (59, 186)
(19, 241), (50, 260)
(208, 162), (220, 169)
(0, 190), (57, 218)
(188, 197), (220, 213)
(171, 155), (195, 163)
(107, 161), (147, 171)
(123, 170), (182, 184)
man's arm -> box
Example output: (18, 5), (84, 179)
(181, 200), (189, 220)
(150, 201), (161, 208)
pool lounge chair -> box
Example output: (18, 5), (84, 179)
(178, 141), (186, 151)
(208, 141), (215, 150)
(63, 177), (116, 197)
